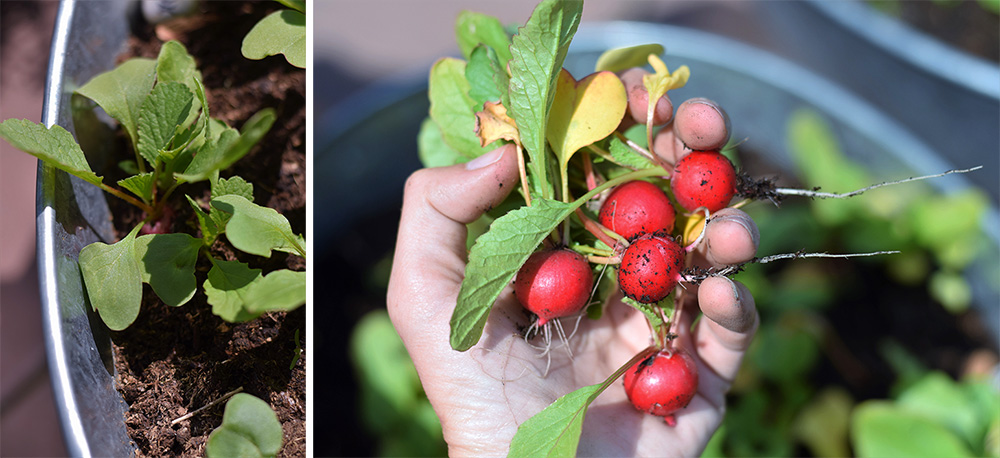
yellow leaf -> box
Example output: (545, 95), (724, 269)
(546, 69), (627, 198)
(642, 55), (690, 150)
(680, 209), (708, 246)
(474, 101), (520, 147)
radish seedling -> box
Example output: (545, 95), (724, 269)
(0, 40), (306, 330)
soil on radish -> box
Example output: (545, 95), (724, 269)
(99, 2), (305, 456)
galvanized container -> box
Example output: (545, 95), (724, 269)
(39, 0), (136, 455)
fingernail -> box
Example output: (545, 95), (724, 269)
(711, 212), (760, 249)
(723, 276), (741, 305)
(465, 146), (506, 170)
(685, 98), (731, 134)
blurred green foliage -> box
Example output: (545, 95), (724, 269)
(705, 108), (999, 457)
(349, 310), (447, 456)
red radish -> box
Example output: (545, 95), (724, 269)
(140, 205), (175, 235)
(617, 234), (685, 304)
(599, 180), (676, 241)
(514, 248), (594, 326)
(670, 150), (737, 213)
(623, 348), (699, 426)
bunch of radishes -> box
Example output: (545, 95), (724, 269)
(513, 146), (741, 425)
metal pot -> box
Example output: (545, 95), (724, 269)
(39, 0), (135, 455)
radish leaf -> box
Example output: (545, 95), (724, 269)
(429, 57), (496, 159)
(451, 198), (575, 351)
(79, 224), (143, 331)
(206, 393), (284, 458)
(211, 195), (305, 259)
(0, 119), (103, 186)
(75, 58), (156, 149)
(135, 233), (201, 307)
(506, 0), (582, 200)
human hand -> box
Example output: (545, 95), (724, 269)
(387, 71), (759, 457)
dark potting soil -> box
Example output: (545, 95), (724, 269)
(100, 2), (306, 456)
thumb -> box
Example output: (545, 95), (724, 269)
(388, 144), (520, 330)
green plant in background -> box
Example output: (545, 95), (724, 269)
(242, 0), (306, 68)
(701, 109), (999, 457)
(852, 372), (999, 457)
(0, 40), (306, 330)
(350, 310), (447, 457)
(206, 393), (285, 458)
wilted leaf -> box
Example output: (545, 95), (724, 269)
(475, 101), (519, 147)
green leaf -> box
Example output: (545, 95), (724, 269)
(187, 194), (222, 245)
(79, 225), (143, 331)
(852, 401), (974, 457)
(206, 393), (283, 458)
(608, 136), (656, 169)
(455, 10), (513, 65)
(168, 76), (210, 156)
(202, 177), (255, 238)
(156, 40), (201, 90)
(137, 82), (194, 165)
(508, 346), (656, 457)
(204, 258), (263, 322)
(594, 43), (664, 72)
(620, 295), (667, 329)
(118, 172), (155, 202)
(134, 233), (201, 307)
(428, 58), (494, 158)
(508, 383), (603, 458)
(349, 310), (422, 418)
(792, 387), (854, 458)
(241, 10), (306, 68)
(274, 0), (305, 13)
(211, 195), (306, 258)
(0, 119), (102, 186)
(156, 40), (203, 126)
(417, 117), (466, 168)
(75, 58), (157, 148)
(213, 175), (255, 201)
(244, 269), (305, 313)
(506, 0), (583, 200)
(787, 109), (870, 225)
(451, 198), (575, 351)
(897, 372), (983, 448)
(466, 45), (505, 107)
(177, 108), (275, 183)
